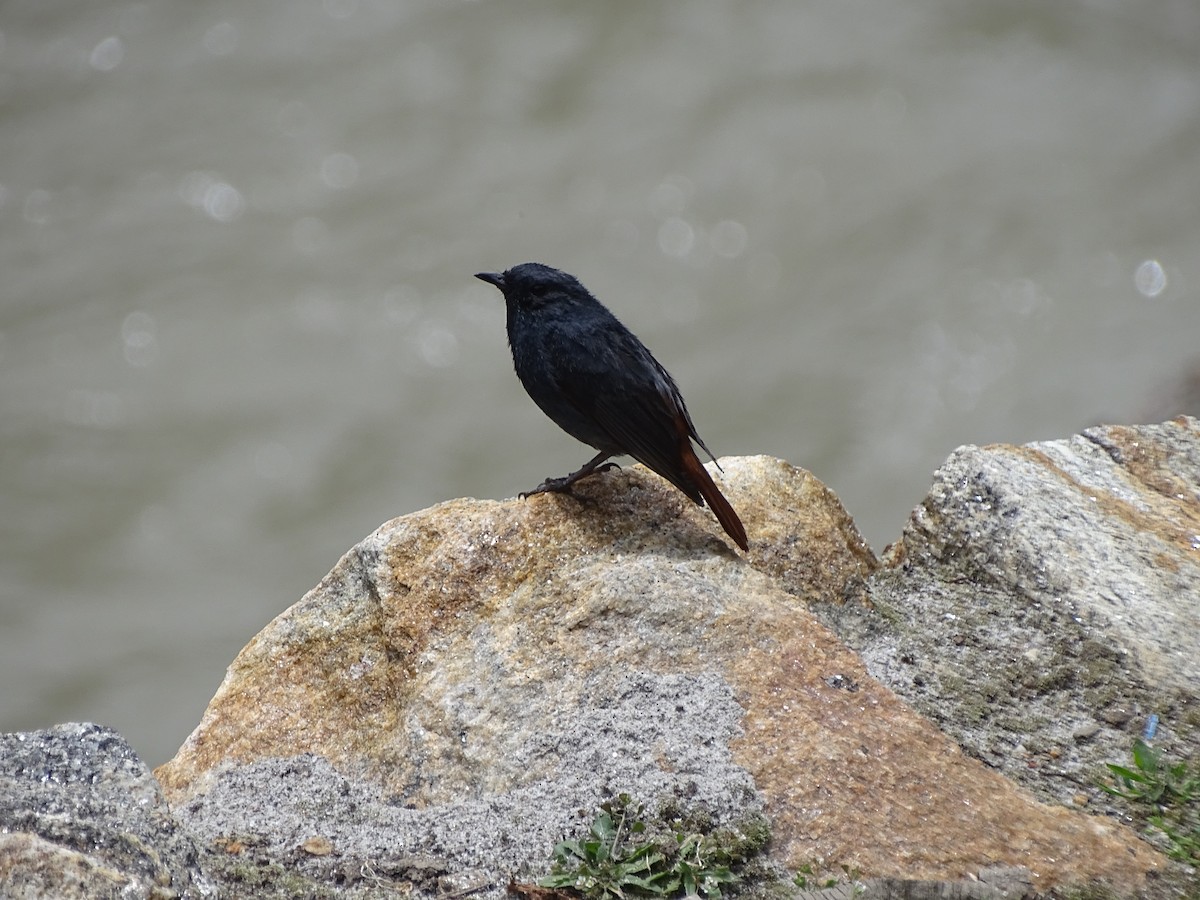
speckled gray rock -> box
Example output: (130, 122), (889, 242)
(155, 457), (1163, 896)
(177, 672), (762, 896)
(839, 417), (1200, 811)
(12, 426), (1197, 899)
(0, 723), (213, 899)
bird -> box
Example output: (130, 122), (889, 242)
(475, 262), (748, 552)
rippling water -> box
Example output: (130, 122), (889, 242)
(2, 1), (1197, 764)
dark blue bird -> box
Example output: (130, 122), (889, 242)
(476, 263), (748, 552)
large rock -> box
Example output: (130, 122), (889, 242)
(154, 456), (1165, 896)
(840, 418), (1200, 813)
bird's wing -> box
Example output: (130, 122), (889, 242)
(553, 334), (705, 503)
(646, 356), (720, 468)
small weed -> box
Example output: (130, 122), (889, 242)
(1102, 739), (1199, 805)
(793, 861), (863, 893)
(538, 795), (738, 899)
(793, 862), (837, 890)
(1101, 738), (1199, 862)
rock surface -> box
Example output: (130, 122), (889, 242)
(8, 423), (1198, 898)
(0, 723), (212, 899)
(834, 418), (1200, 813)
(154, 455), (1166, 896)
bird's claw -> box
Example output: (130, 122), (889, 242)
(519, 461), (620, 500)
(519, 477), (575, 499)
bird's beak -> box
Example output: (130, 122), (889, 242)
(475, 271), (505, 288)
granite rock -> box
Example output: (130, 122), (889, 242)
(154, 456), (1163, 897)
(836, 418), (1200, 814)
(0, 723), (212, 899)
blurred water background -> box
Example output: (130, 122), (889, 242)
(2, 0), (1198, 765)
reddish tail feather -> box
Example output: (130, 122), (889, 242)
(679, 448), (749, 551)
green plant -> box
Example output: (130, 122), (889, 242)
(1102, 739), (1199, 805)
(1101, 738), (1199, 862)
(539, 796), (738, 899)
(793, 861), (863, 893)
(793, 862), (837, 890)
(670, 832), (736, 899)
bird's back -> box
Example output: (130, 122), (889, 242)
(509, 298), (709, 502)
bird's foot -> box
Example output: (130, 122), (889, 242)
(520, 476), (576, 499)
(519, 461), (621, 499)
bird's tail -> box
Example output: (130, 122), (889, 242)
(679, 448), (749, 551)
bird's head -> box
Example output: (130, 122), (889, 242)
(475, 263), (592, 311)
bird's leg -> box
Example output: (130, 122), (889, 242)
(520, 451), (618, 499)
